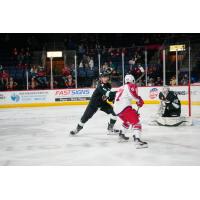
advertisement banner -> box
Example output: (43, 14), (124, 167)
(54, 89), (94, 102)
(138, 86), (190, 101)
(0, 86), (199, 106)
(0, 90), (53, 104)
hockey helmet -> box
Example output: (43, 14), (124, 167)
(99, 71), (110, 78)
(125, 74), (135, 83)
(162, 85), (170, 94)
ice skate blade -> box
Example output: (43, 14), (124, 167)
(69, 131), (78, 136)
(135, 144), (148, 149)
(118, 139), (129, 143)
(69, 134), (78, 137)
(107, 130), (120, 135)
(118, 137), (129, 143)
(107, 132), (118, 135)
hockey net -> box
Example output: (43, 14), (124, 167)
(189, 84), (200, 118)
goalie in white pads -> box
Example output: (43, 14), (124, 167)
(113, 74), (148, 149)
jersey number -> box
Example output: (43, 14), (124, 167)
(116, 88), (124, 101)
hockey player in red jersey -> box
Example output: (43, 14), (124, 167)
(113, 74), (148, 148)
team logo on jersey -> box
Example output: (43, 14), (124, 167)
(149, 88), (159, 99)
(11, 93), (20, 102)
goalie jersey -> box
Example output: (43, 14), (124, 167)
(159, 90), (181, 117)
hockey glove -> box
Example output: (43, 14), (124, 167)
(108, 91), (116, 102)
(102, 95), (108, 101)
(136, 96), (144, 107)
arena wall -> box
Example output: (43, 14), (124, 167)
(0, 86), (200, 108)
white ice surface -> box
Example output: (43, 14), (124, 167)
(0, 104), (200, 166)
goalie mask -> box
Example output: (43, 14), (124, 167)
(162, 86), (170, 96)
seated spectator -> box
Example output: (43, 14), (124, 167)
(109, 61), (116, 70)
(12, 48), (18, 64)
(101, 46), (107, 56)
(36, 66), (48, 87)
(180, 74), (188, 85)
(62, 65), (71, 77)
(12, 48), (18, 57)
(62, 65), (71, 83)
(110, 69), (121, 87)
(108, 46), (114, 57)
(24, 51), (31, 66)
(84, 63), (89, 68)
(78, 44), (85, 55)
(30, 65), (39, 90)
(77, 67), (87, 87)
(0, 70), (9, 87)
(147, 65), (154, 78)
(155, 77), (163, 86)
(151, 65), (159, 79)
(128, 57), (137, 70)
(170, 76), (176, 86)
(79, 60), (84, 68)
(31, 77), (37, 89)
(65, 75), (75, 88)
(30, 65), (38, 78)
(89, 57), (94, 69)
(115, 48), (121, 57)
(122, 48), (128, 55)
(82, 55), (89, 66)
(148, 78), (155, 86)
(17, 51), (24, 66)
(6, 77), (18, 90)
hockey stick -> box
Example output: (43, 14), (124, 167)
(135, 72), (145, 84)
(136, 106), (140, 114)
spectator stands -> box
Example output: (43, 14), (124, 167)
(0, 33), (200, 91)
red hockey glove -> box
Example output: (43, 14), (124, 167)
(136, 96), (144, 107)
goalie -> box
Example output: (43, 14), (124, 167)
(158, 86), (181, 117)
(149, 86), (192, 126)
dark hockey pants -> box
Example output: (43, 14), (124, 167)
(81, 103), (116, 124)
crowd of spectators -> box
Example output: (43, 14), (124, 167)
(28, 64), (77, 90)
(0, 65), (18, 90)
(1, 47), (197, 91)
(30, 65), (48, 89)
(11, 47), (31, 67)
(0, 33), (199, 91)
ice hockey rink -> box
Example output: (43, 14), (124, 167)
(0, 104), (200, 166)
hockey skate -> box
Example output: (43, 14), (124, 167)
(133, 136), (148, 149)
(107, 123), (120, 135)
(118, 130), (129, 142)
(70, 124), (83, 136)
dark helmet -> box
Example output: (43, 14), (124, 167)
(99, 67), (113, 77)
(99, 71), (110, 78)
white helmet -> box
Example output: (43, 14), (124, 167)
(125, 74), (135, 83)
